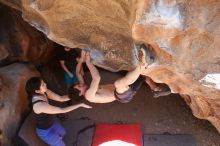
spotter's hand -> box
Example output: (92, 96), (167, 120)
(80, 103), (92, 109)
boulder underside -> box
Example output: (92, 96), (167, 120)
(0, 0), (220, 133)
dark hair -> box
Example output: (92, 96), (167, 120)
(25, 77), (42, 99)
(68, 83), (84, 102)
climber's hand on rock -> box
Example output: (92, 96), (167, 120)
(85, 52), (91, 63)
(80, 50), (86, 62)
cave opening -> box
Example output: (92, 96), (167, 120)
(0, 2), (219, 146)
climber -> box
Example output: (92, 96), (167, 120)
(139, 44), (171, 98)
(25, 77), (91, 146)
(69, 47), (148, 103)
(72, 44), (170, 103)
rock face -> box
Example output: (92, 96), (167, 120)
(0, 0), (220, 132)
(21, 0), (137, 71)
(133, 0), (220, 133)
(0, 63), (39, 145)
(0, 4), (54, 66)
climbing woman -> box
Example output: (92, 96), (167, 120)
(25, 77), (92, 146)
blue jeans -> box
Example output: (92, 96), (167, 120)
(36, 122), (66, 146)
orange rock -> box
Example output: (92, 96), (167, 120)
(0, 0), (220, 133)
(0, 63), (39, 145)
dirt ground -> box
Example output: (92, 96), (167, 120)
(54, 69), (220, 146)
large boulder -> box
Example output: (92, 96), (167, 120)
(20, 0), (137, 71)
(0, 0), (220, 132)
(0, 63), (39, 145)
(133, 0), (220, 133)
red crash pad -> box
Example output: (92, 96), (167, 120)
(92, 124), (142, 146)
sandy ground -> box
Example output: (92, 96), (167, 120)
(54, 69), (220, 146)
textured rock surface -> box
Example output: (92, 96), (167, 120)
(0, 0), (220, 132)
(133, 0), (220, 133)
(0, 0), (21, 11)
(0, 63), (39, 145)
(0, 4), (54, 66)
(21, 0), (137, 71)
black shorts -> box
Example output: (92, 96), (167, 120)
(114, 76), (145, 103)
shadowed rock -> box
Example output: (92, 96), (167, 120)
(0, 4), (54, 67)
(0, 63), (39, 145)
